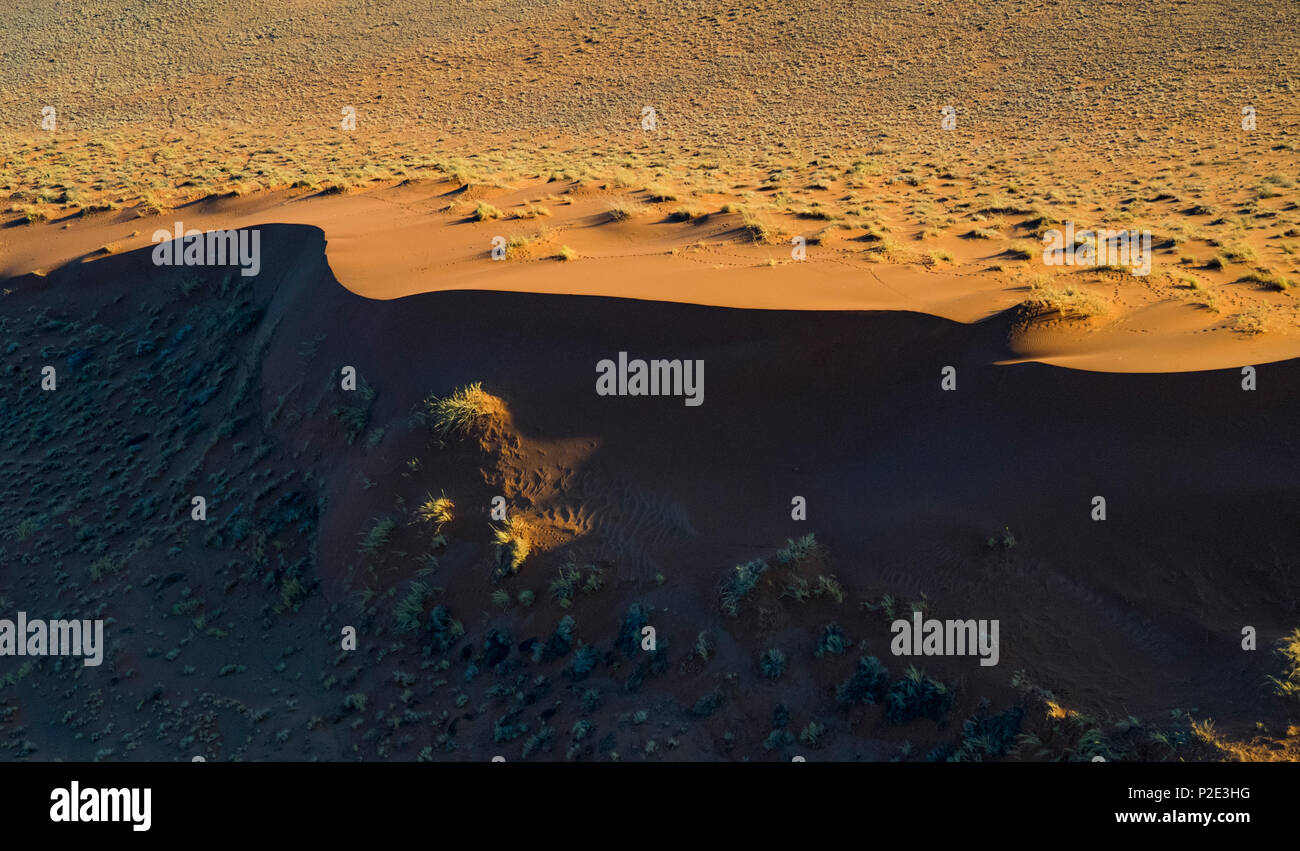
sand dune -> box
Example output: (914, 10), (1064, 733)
(2, 0), (1299, 765)
(4, 175), (1299, 374)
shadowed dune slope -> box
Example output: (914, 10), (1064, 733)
(12, 225), (1297, 732)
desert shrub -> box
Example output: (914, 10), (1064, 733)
(799, 720), (827, 747)
(550, 564), (581, 604)
(1020, 282), (1105, 320)
(357, 516), (395, 555)
(425, 382), (504, 437)
(491, 517), (531, 576)
(692, 690), (724, 718)
(549, 562), (603, 605)
(760, 648), (787, 679)
(427, 605), (464, 651)
(764, 729), (794, 750)
(885, 666), (952, 724)
(985, 526), (1017, 550)
(721, 558), (769, 616)
(493, 712), (528, 743)
(88, 553), (126, 581)
(741, 208), (783, 244)
(814, 574), (845, 603)
(615, 603), (650, 656)
(1219, 241), (1256, 263)
(581, 568), (605, 593)
(521, 726), (553, 758)
(926, 745), (955, 762)
(472, 202), (502, 221)
(393, 580), (430, 633)
(569, 644), (601, 680)
(413, 494), (453, 529)
(331, 378), (375, 444)
(1238, 269), (1293, 291)
(694, 630), (715, 662)
(606, 199), (645, 221)
(668, 205), (707, 222)
(1269, 628), (1300, 698)
(815, 623), (850, 658)
(948, 705), (1024, 761)
(1230, 311), (1267, 336)
(774, 533), (817, 565)
(837, 656), (890, 707)
(547, 615), (576, 658)
(644, 184), (678, 202)
(482, 628), (512, 667)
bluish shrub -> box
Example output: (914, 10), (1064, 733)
(836, 656), (890, 707)
(760, 648), (787, 679)
(885, 666), (952, 725)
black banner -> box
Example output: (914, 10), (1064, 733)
(1, 761), (1276, 837)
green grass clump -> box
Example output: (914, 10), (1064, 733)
(393, 580), (430, 632)
(358, 516), (395, 555)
